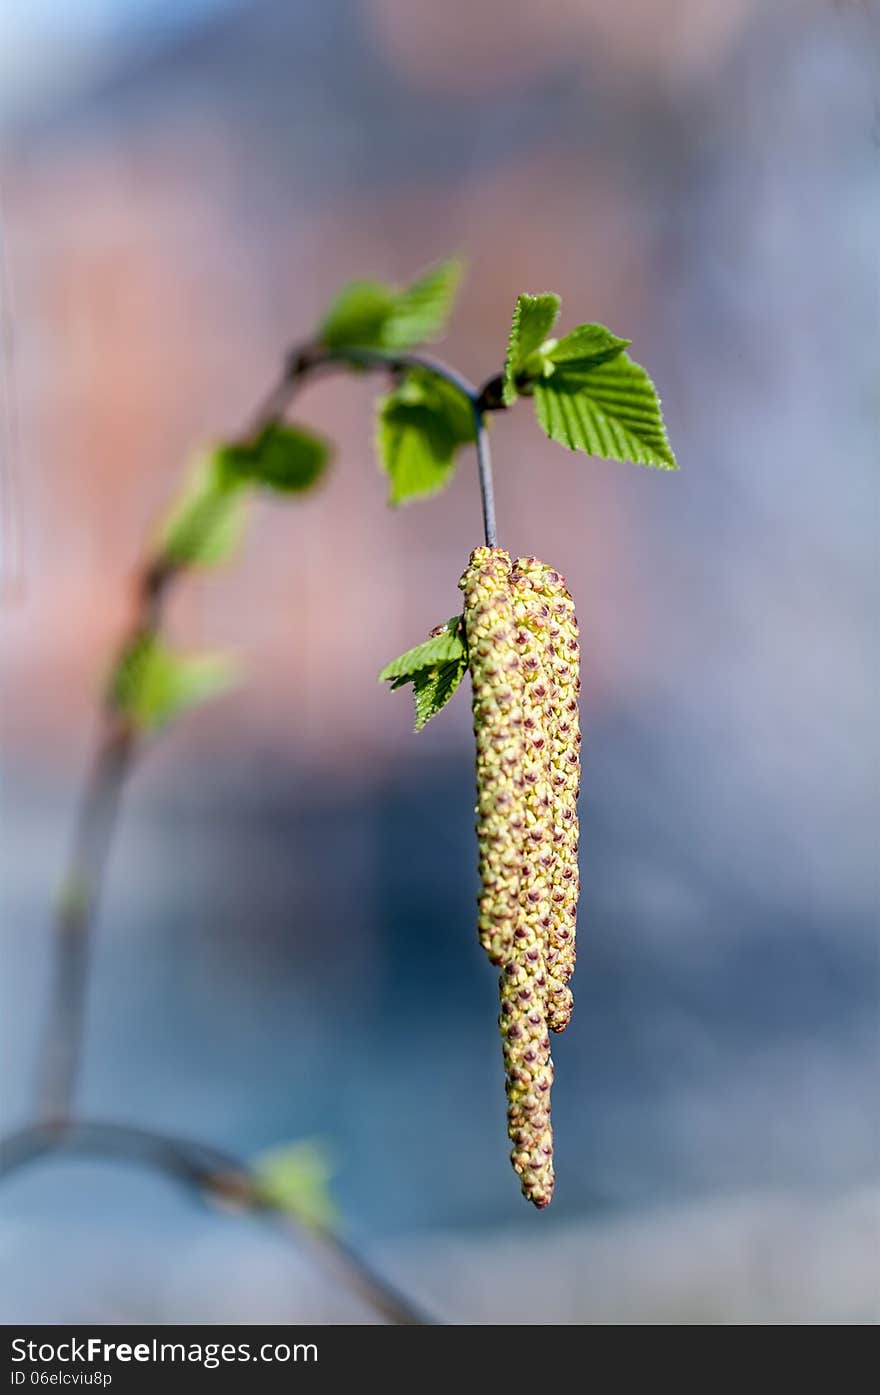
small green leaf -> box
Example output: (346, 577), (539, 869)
(219, 423), (331, 494)
(110, 635), (240, 731)
(380, 617), (467, 730)
(251, 1140), (338, 1232)
(546, 323), (631, 373)
(318, 259), (462, 353)
(533, 350), (677, 470)
(381, 258), (463, 350)
(376, 369), (474, 505)
(379, 616), (465, 683)
(376, 401), (455, 504)
(319, 280), (396, 349)
(503, 293), (561, 405)
(412, 655), (467, 730)
(162, 653), (241, 721)
(158, 453), (249, 568)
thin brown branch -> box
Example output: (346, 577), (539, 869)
(0, 1121), (433, 1325)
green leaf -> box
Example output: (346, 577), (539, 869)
(219, 423), (331, 494)
(381, 258), (463, 350)
(162, 654), (240, 721)
(533, 350), (677, 470)
(319, 280), (397, 350)
(251, 1140), (338, 1232)
(158, 452), (249, 568)
(412, 655), (467, 730)
(503, 293), (561, 405)
(376, 369), (475, 505)
(546, 323), (631, 373)
(110, 634), (240, 731)
(379, 616), (465, 683)
(318, 258), (462, 353)
(380, 616), (467, 730)
(376, 401), (454, 504)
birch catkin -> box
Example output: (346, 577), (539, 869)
(459, 547), (524, 969)
(505, 570), (556, 1206)
(513, 558), (581, 1032)
(460, 546), (581, 1208)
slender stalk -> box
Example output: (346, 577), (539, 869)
(473, 410), (496, 547)
(0, 1122), (431, 1325)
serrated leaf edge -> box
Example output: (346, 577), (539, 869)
(533, 351), (677, 470)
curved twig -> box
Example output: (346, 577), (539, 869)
(0, 1121), (432, 1325)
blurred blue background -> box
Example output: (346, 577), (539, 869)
(0, 0), (877, 1323)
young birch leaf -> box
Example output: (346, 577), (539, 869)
(380, 616), (467, 730)
(160, 653), (241, 725)
(110, 635), (240, 731)
(220, 423), (331, 494)
(381, 258), (463, 350)
(158, 453), (249, 568)
(376, 370), (474, 506)
(319, 280), (396, 349)
(379, 616), (465, 683)
(109, 635), (154, 724)
(318, 259), (462, 353)
(546, 323), (631, 373)
(376, 400), (456, 504)
(503, 293), (561, 405)
(251, 1140), (338, 1232)
(533, 351), (677, 470)
(412, 655), (467, 730)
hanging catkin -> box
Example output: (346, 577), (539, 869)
(459, 547), (524, 969)
(460, 546), (580, 1208)
(504, 562), (556, 1206)
(512, 558), (580, 1032)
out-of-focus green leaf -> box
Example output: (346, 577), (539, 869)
(110, 634), (240, 731)
(381, 258), (463, 350)
(251, 1140), (338, 1232)
(219, 423), (331, 494)
(318, 259), (462, 353)
(319, 280), (397, 349)
(158, 453), (249, 568)
(376, 369), (474, 505)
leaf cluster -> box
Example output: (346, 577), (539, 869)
(141, 259), (678, 736)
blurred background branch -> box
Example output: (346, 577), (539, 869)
(0, 1121), (431, 1325)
